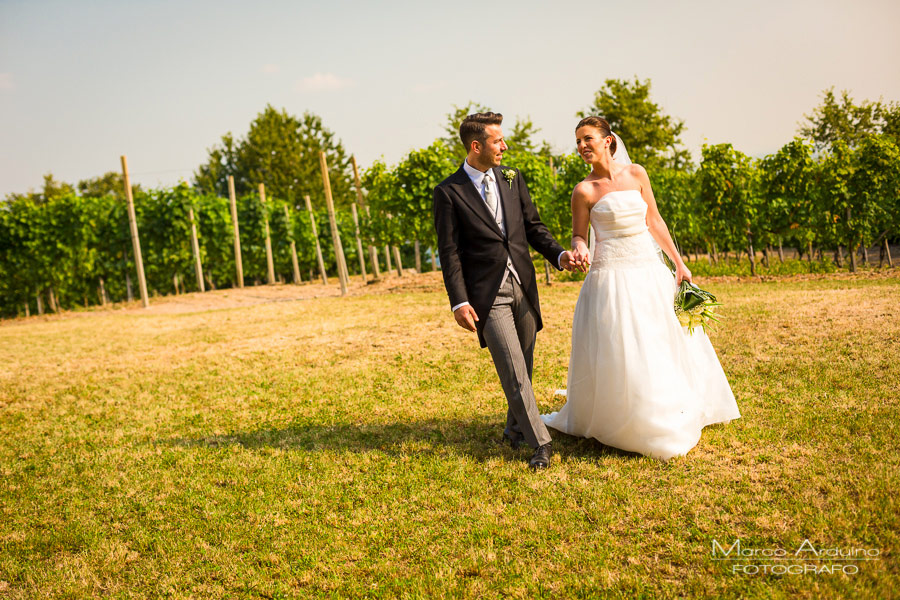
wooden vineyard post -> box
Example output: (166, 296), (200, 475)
(384, 245), (392, 274)
(120, 155), (149, 307)
(393, 246), (403, 277)
(259, 183), (275, 285)
(188, 207), (205, 292)
(429, 246), (437, 271)
(369, 231), (381, 279)
(283, 205), (302, 283)
(319, 151), (350, 295)
(228, 175), (244, 288)
(305, 194), (329, 285)
(98, 277), (109, 305)
(414, 240), (422, 273)
(351, 156), (380, 279)
(351, 203), (367, 281)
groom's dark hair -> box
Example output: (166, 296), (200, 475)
(460, 112), (503, 152)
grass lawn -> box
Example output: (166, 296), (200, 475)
(1, 271), (897, 598)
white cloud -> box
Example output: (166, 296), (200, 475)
(261, 64), (280, 74)
(0, 73), (14, 90)
(295, 72), (353, 92)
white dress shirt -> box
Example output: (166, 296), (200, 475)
(451, 160), (565, 313)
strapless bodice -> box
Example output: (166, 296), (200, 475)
(590, 190), (649, 239)
(589, 190), (661, 270)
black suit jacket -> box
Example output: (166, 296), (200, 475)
(433, 163), (566, 347)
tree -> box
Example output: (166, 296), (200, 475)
(800, 88), (883, 151)
(505, 117), (554, 160)
(440, 101), (491, 160)
(4, 173), (76, 205)
(77, 171), (133, 201)
(814, 140), (876, 271)
(844, 135), (900, 268)
(698, 144), (760, 273)
(880, 101), (900, 143)
(194, 105), (353, 210)
(758, 139), (818, 262)
(651, 168), (702, 259)
(578, 77), (691, 171)
(363, 140), (457, 250)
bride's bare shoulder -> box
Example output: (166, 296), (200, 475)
(624, 163), (649, 179)
(572, 179), (599, 203)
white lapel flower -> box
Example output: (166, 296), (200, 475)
(501, 168), (516, 189)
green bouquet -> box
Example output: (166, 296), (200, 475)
(674, 280), (721, 334)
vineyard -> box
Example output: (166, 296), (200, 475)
(2, 83), (899, 318)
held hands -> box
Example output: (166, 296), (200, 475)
(562, 242), (591, 273)
(453, 305), (479, 332)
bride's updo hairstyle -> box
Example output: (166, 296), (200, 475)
(576, 116), (616, 156)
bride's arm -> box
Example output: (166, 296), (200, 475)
(570, 183), (592, 270)
(634, 165), (692, 284)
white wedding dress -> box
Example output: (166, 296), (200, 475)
(541, 190), (740, 460)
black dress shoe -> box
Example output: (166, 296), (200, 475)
(529, 443), (552, 470)
(502, 431), (525, 450)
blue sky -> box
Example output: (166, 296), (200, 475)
(1, 0), (899, 197)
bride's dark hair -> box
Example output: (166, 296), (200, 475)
(576, 116), (616, 156)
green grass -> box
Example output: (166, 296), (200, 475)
(1, 272), (898, 598)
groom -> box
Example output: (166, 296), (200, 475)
(433, 112), (576, 470)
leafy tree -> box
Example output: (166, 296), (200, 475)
(504, 151), (568, 244)
(194, 105), (353, 210)
(698, 143), (761, 273)
(651, 168), (702, 258)
(363, 140), (457, 251)
(440, 101), (491, 159)
(842, 135), (900, 268)
(134, 185), (196, 294)
(800, 88), (883, 151)
(505, 117), (555, 160)
(0, 196), (45, 314)
(578, 77), (691, 170)
(758, 139), (818, 261)
(880, 101), (900, 143)
(815, 140), (874, 271)
(192, 192), (235, 289)
(77, 171), (133, 201)
(530, 152), (587, 245)
(4, 173), (76, 205)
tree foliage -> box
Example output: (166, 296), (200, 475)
(578, 77), (691, 170)
(800, 88), (886, 151)
(194, 105), (353, 210)
(3, 83), (900, 318)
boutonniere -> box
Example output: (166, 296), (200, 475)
(501, 168), (516, 189)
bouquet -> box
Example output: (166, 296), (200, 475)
(674, 280), (721, 334)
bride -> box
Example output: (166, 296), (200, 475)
(541, 117), (740, 460)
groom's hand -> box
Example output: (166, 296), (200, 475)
(560, 250), (588, 273)
(453, 305), (479, 332)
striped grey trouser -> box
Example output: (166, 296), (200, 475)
(482, 275), (552, 449)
